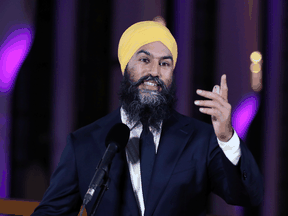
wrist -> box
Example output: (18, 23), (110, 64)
(218, 127), (234, 142)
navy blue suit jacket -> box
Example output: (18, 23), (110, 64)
(32, 108), (263, 216)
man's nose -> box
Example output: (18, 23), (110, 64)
(148, 60), (160, 77)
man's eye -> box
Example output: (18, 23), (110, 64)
(160, 62), (170, 67)
(140, 58), (149, 63)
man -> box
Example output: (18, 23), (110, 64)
(32, 19), (263, 216)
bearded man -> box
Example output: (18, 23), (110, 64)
(32, 19), (263, 216)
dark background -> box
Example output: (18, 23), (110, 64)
(0, 0), (287, 215)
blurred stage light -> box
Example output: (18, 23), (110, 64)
(153, 16), (166, 26)
(250, 51), (262, 63)
(250, 51), (263, 92)
(0, 28), (34, 93)
(250, 63), (261, 73)
(232, 93), (260, 140)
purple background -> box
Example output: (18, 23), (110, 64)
(0, 0), (287, 215)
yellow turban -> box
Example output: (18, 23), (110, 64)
(118, 21), (178, 74)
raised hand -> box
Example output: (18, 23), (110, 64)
(194, 74), (233, 142)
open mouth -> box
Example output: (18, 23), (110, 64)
(143, 80), (158, 87)
(139, 80), (161, 91)
(134, 76), (164, 92)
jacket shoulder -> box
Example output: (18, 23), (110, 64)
(72, 108), (121, 138)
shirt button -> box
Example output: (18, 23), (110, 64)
(243, 170), (247, 180)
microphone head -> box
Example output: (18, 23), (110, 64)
(105, 123), (130, 152)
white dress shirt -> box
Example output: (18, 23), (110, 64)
(120, 108), (241, 216)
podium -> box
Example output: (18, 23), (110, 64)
(0, 199), (227, 216)
(0, 198), (87, 216)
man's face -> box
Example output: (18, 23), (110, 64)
(126, 41), (174, 95)
(119, 41), (176, 128)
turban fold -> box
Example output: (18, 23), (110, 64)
(118, 21), (178, 74)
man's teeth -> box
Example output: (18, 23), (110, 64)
(144, 81), (157, 86)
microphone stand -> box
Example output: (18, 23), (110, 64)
(79, 123), (130, 216)
(79, 164), (111, 216)
(90, 174), (110, 216)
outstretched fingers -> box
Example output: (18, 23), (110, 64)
(196, 89), (229, 109)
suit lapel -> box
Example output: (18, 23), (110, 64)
(90, 109), (193, 216)
(144, 111), (193, 216)
(91, 108), (122, 156)
(91, 108), (140, 216)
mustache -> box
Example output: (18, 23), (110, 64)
(130, 75), (167, 89)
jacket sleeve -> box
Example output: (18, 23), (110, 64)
(207, 130), (264, 206)
(31, 133), (82, 216)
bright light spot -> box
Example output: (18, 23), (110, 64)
(250, 51), (262, 63)
(0, 28), (33, 93)
(232, 93), (260, 140)
(250, 63), (261, 73)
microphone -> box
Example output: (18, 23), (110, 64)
(82, 123), (130, 207)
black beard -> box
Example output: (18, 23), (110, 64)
(119, 68), (177, 131)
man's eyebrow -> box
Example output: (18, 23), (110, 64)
(161, 56), (173, 61)
(136, 50), (150, 56)
(136, 50), (173, 62)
